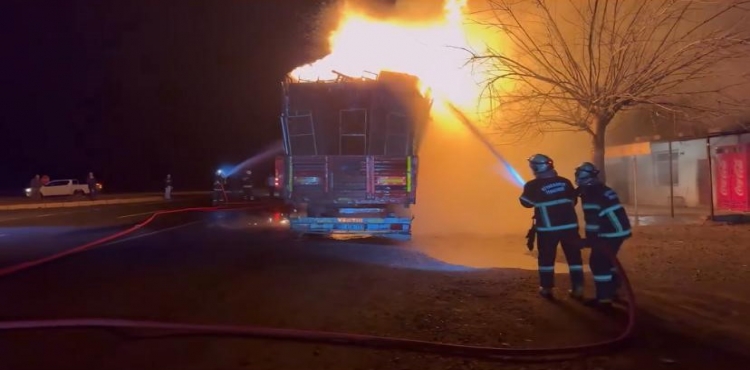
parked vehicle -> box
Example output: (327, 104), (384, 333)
(25, 179), (102, 198)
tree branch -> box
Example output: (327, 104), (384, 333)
(467, 0), (750, 143)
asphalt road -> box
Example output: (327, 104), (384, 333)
(0, 195), (217, 269)
(0, 200), (749, 370)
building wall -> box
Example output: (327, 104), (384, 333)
(605, 133), (750, 207)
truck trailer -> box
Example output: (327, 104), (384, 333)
(275, 71), (431, 238)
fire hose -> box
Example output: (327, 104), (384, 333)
(0, 206), (636, 363)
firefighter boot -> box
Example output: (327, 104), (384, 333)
(583, 298), (614, 310)
(539, 287), (554, 300)
(584, 281), (615, 310)
(568, 265), (585, 300)
(569, 286), (584, 300)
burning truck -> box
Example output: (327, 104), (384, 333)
(275, 71), (432, 238)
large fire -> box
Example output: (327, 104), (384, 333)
(290, 0), (495, 119)
(289, 0), (549, 243)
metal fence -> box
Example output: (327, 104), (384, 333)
(604, 133), (750, 225)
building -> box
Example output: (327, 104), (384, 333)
(604, 123), (750, 209)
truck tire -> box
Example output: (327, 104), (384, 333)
(74, 190), (85, 197)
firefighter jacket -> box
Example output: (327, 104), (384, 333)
(213, 176), (225, 191)
(578, 183), (632, 239)
(519, 173), (579, 232)
(241, 176), (253, 188)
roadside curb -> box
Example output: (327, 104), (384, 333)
(0, 192), (209, 211)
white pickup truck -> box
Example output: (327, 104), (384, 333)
(25, 179), (92, 198)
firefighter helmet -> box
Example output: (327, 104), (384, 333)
(528, 154), (554, 174)
(574, 162), (600, 186)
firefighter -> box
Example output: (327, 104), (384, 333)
(164, 174), (173, 200)
(267, 174), (276, 199)
(87, 172), (98, 200)
(29, 174), (42, 199)
(574, 162), (631, 308)
(241, 170), (254, 201)
(213, 170), (226, 204)
(520, 154), (584, 300)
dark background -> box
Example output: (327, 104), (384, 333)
(0, 0), (355, 195)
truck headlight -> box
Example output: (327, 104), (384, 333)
(25, 188), (31, 196)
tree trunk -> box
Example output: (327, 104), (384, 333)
(591, 117), (608, 183)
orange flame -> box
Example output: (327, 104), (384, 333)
(290, 0), (495, 118)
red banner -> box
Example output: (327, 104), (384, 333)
(715, 144), (750, 212)
(715, 152), (734, 210)
(731, 148), (749, 211)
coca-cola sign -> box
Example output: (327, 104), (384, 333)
(718, 157), (730, 197)
(735, 157), (746, 198)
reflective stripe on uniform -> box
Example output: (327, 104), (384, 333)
(598, 204), (623, 217)
(569, 264), (583, 272)
(520, 196), (534, 205)
(586, 224), (600, 231)
(536, 223), (578, 232)
(540, 206), (552, 228)
(593, 274), (613, 282)
(531, 198), (574, 229)
(582, 203), (601, 210)
(538, 265), (555, 272)
(599, 230), (632, 238)
(535, 199), (573, 207)
(598, 204), (630, 238)
(607, 212), (624, 232)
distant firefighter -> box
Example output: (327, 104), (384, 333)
(87, 172), (98, 200)
(29, 174), (42, 199)
(241, 170), (254, 201)
(213, 170), (227, 205)
(165, 174), (173, 200)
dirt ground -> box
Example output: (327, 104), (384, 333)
(1, 214), (750, 370)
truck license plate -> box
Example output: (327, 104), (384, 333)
(337, 218), (363, 223)
(340, 224), (364, 231)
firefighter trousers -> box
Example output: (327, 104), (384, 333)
(588, 237), (625, 301)
(536, 229), (584, 290)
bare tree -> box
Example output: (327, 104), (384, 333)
(469, 0), (750, 179)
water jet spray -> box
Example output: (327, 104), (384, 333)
(224, 140), (284, 177)
(446, 103), (526, 188)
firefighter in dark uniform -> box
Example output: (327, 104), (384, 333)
(520, 154), (584, 299)
(241, 170), (254, 201)
(575, 162), (631, 307)
(212, 170), (226, 205)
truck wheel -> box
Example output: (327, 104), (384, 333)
(74, 190), (84, 197)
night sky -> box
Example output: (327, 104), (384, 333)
(1, 0), (340, 194)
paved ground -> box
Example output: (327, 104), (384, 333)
(0, 201), (749, 369)
(0, 196), (215, 269)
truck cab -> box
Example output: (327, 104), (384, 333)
(277, 71), (431, 238)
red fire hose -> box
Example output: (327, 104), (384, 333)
(0, 206), (636, 363)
